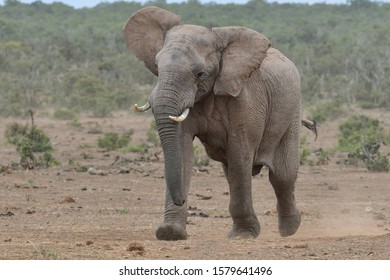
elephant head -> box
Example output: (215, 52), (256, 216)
(123, 6), (271, 207)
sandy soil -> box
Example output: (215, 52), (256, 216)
(0, 109), (389, 260)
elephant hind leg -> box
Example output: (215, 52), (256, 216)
(269, 173), (301, 237)
(269, 135), (301, 237)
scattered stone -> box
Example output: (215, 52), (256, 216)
(87, 127), (103, 134)
(317, 181), (339, 190)
(195, 194), (212, 200)
(0, 211), (14, 217)
(86, 241), (94, 246)
(327, 183), (339, 191)
(199, 212), (209, 218)
(87, 167), (108, 176)
(264, 210), (272, 216)
(373, 213), (386, 220)
(26, 210), (36, 214)
(3, 237), (12, 242)
(60, 196), (76, 204)
(81, 187), (87, 191)
(365, 206), (373, 213)
(285, 243), (308, 249)
(127, 242), (145, 255)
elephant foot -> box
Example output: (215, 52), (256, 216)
(278, 209), (301, 237)
(156, 223), (187, 241)
(228, 220), (260, 239)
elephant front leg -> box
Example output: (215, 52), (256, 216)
(224, 161), (260, 239)
(156, 133), (193, 241)
(156, 192), (188, 240)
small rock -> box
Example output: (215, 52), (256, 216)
(199, 212), (209, 218)
(127, 242), (145, 253)
(0, 211), (15, 217)
(60, 196), (76, 204)
(365, 206), (373, 213)
(195, 194), (212, 200)
(86, 241), (94, 246)
(328, 183), (339, 191)
(87, 167), (108, 176)
(373, 213), (386, 220)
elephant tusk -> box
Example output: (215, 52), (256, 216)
(169, 108), (190, 122)
(134, 102), (151, 112)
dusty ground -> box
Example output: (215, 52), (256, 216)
(0, 109), (389, 260)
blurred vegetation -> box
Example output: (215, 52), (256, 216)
(5, 120), (59, 169)
(338, 115), (384, 152)
(337, 115), (389, 171)
(299, 135), (313, 166)
(0, 0), (390, 118)
(97, 130), (134, 150)
(147, 120), (159, 146)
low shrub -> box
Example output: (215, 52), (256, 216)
(338, 115), (389, 172)
(5, 122), (58, 169)
(53, 108), (78, 120)
(97, 130), (133, 150)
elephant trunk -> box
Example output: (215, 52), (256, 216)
(153, 99), (185, 207)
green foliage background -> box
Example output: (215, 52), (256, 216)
(1, 0), (390, 117)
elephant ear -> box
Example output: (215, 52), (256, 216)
(212, 27), (271, 97)
(123, 6), (182, 76)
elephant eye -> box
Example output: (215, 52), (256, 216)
(196, 71), (207, 79)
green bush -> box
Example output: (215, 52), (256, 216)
(5, 122), (58, 169)
(338, 115), (389, 172)
(299, 135), (314, 166)
(193, 145), (210, 166)
(20, 126), (52, 153)
(53, 108), (78, 120)
(125, 143), (148, 153)
(97, 130), (133, 150)
(5, 122), (28, 145)
(346, 141), (389, 172)
(338, 115), (384, 152)
(92, 101), (112, 118)
(309, 101), (344, 123)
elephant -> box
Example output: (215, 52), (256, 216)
(123, 6), (314, 241)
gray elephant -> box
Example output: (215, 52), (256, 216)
(124, 6), (313, 241)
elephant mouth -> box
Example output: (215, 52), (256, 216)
(134, 102), (190, 122)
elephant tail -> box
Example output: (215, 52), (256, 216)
(301, 119), (318, 140)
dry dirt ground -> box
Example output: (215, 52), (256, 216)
(0, 109), (389, 260)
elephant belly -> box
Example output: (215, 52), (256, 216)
(202, 141), (227, 163)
